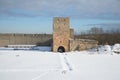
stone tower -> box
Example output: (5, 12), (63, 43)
(53, 17), (70, 52)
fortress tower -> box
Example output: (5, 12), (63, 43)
(53, 17), (70, 52)
(0, 17), (98, 51)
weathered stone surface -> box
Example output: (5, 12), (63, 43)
(70, 29), (74, 39)
(53, 17), (70, 52)
(0, 17), (98, 52)
(0, 34), (52, 47)
(52, 17), (98, 52)
(70, 39), (98, 51)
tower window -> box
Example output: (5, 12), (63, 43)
(57, 19), (59, 23)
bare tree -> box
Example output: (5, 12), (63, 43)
(89, 27), (104, 34)
(75, 27), (120, 45)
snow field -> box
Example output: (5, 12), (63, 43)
(0, 46), (120, 80)
(59, 53), (74, 73)
(0, 51), (63, 80)
(67, 52), (120, 80)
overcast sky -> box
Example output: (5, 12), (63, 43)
(0, 0), (120, 33)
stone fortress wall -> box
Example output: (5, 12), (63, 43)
(0, 34), (52, 47)
(69, 39), (98, 51)
(0, 17), (98, 52)
(52, 17), (98, 52)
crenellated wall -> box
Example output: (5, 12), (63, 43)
(0, 34), (52, 47)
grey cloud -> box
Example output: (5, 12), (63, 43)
(0, 0), (120, 19)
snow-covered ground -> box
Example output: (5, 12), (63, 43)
(0, 44), (120, 80)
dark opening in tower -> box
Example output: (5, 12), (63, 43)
(57, 46), (65, 53)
